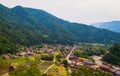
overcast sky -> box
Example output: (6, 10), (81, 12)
(0, 0), (120, 24)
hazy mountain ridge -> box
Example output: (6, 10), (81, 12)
(93, 21), (120, 33)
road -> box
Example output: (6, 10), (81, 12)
(66, 45), (76, 63)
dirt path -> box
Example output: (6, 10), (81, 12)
(44, 64), (55, 73)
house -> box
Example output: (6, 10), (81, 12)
(27, 51), (34, 56)
(83, 60), (98, 69)
(20, 52), (27, 56)
(71, 57), (84, 66)
(69, 64), (79, 69)
(100, 62), (120, 76)
(2, 55), (10, 60)
(83, 60), (95, 65)
(115, 71), (120, 76)
(100, 64), (111, 71)
(69, 55), (77, 60)
(12, 55), (19, 59)
(109, 68), (118, 74)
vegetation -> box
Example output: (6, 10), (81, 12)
(1, 4), (120, 54)
(41, 54), (54, 61)
(10, 62), (47, 76)
(73, 48), (107, 58)
(71, 65), (112, 76)
(0, 55), (41, 75)
(37, 61), (53, 73)
(0, 56), (37, 65)
(56, 54), (62, 62)
(102, 44), (120, 66)
(47, 65), (67, 76)
(0, 35), (18, 54)
(61, 60), (68, 68)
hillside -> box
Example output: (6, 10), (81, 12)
(93, 21), (120, 33)
(1, 4), (120, 54)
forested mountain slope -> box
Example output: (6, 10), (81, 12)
(1, 4), (120, 54)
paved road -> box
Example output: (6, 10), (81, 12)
(66, 45), (76, 63)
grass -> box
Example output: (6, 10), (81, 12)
(0, 56), (11, 64)
(57, 65), (67, 76)
(37, 61), (53, 73)
(0, 53), (66, 76)
(47, 65), (59, 76)
(0, 56), (38, 76)
(11, 57), (36, 66)
(10, 61), (47, 76)
(47, 65), (67, 76)
(53, 52), (59, 62)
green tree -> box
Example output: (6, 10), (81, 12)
(56, 54), (62, 62)
(62, 60), (68, 68)
(71, 66), (112, 76)
(102, 44), (120, 66)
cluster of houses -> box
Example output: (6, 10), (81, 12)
(68, 55), (120, 76)
(2, 47), (38, 60)
(100, 62), (120, 76)
(69, 56), (99, 69)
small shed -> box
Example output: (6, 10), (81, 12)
(9, 65), (17, 71)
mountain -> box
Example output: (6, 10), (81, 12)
(1, 4), (120, 54)
(93, 21), (120, 33)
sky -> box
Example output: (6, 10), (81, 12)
(0, 0), (120, 24)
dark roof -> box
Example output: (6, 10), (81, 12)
(109, 68), (118, 73)
(115, 71), (120, 75)
(101, 65), (111, 69)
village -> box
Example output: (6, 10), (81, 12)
(1, 44), (120, 76)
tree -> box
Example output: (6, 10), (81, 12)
(62, 60), (68, 68)
(102, 44), (120, 66)
(71, 65), (112, 76)
(56, 54), (62, 62)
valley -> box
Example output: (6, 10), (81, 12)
(0, 3), (120, 76)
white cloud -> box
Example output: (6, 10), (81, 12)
(0, 0), (120, 24)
